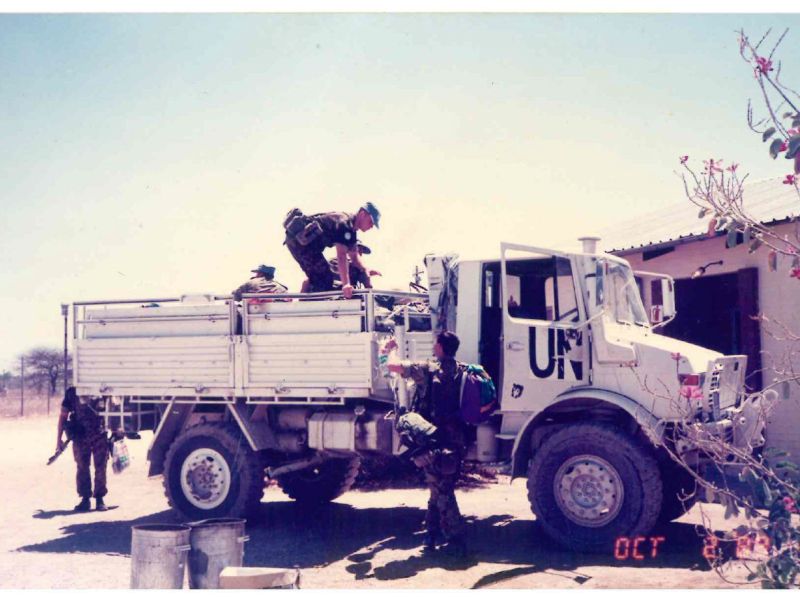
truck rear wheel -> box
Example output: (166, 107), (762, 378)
(276, 456), (361, 504)
(163, 423), (266, 521)
(527, 423), (662, 553)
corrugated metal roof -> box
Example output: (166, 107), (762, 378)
(601, 176), (799, 254)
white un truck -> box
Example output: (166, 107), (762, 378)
(70, 238), (765, 552)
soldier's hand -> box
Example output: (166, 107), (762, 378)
(368, 269), (382, 277)
(55, 439), (65, 453)
(342, 284), (354, 299)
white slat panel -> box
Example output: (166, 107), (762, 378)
(406, 332), (435, 361)
(76, 336), (233, 390)
(249, 316), (362, 335)
(85, 308), (230, 338)
(244, 332), (372, 391)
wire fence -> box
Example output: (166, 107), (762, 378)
(0, 390), (60, 418)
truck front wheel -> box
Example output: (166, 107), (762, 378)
(163, 423), (266, 521)
(276, 456), (361, 504)
(527, 423), (662, 553)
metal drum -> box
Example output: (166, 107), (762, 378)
(188, 518), (249, 589)
(130, 524), (191, 589)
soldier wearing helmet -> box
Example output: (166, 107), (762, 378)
(283, 203), (381, 299)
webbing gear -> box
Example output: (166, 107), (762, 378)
(283, 208), (307, 237)
(396, 411), (439, 450)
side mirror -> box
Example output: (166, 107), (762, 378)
(634, 271), (676, 328)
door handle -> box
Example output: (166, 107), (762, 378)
(507, 341), (524, 351)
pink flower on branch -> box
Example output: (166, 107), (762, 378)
(779, 140), (789, 152)
(756, 56), (773, 74)
(727, 163), (739, 172)
(680, 155), (689, 164)
(784, 174), (796, 185)
(703, 158), (724, 174)
(791, 268), (800, 280)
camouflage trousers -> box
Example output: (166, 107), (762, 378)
(422, 450), (464, 541)
(73, 434), (109, 499)
(285, 237), (335, 293)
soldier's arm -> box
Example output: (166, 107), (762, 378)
(387, 360), (430, 385)
(232, 281), (253, 302)
(335, 243), (351, 286)
(348, 248), (366, 273)
(56, 407), (69, 451)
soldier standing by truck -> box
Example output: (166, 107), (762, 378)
(55, 387), (109, 512)
(283, 203), (381, 299)
(387, 331), (468, 557)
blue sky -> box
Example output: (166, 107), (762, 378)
(1, 13), (799, 370)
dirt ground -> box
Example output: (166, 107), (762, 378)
(0, 415), (757, 589)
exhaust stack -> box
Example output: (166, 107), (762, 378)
(578, 236), (601, 254)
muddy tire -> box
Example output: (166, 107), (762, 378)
(527, 423), (662, 553)
(276, 457), (361, 504)
(658, 463), (698, 524)
(163, 423), (266, 521)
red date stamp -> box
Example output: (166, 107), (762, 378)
(614, 534), (771, 560)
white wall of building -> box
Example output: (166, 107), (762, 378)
(616, 222), (800, 461)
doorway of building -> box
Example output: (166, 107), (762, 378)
(661, 268), (761, 391)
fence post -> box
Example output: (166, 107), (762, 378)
(20, 356), (24, 417)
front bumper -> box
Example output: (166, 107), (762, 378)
(675, 392), (767, 458)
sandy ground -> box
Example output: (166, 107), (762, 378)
(0, 415), (757, 589)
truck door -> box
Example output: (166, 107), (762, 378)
(500, 243), (588, 413)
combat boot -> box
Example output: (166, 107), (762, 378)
(95, 497), (108, 511)
(74, 497), (91, 512)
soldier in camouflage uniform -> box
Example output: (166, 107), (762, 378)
(231, 264), (288, 301)
(55, 387), (109, 512)
(387, 331), (468, 556)
(329, 243), (377, 290)
(283, 203), (381, 299)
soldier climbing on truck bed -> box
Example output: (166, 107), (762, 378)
(283, 203), (382, 298)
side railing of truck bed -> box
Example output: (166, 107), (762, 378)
(72, 289), (432, 408)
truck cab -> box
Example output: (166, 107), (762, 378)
(424, 238), (764, 550)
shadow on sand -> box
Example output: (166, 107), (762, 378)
(33, 506), (119, 520)
(19, 499), (733, 586)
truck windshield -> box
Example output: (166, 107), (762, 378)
(605, 262), (649, 326)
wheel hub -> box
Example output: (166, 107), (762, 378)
(180, 448), (231, 510)
(554, 454), (624, 528)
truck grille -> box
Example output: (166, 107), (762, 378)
(704, 356), (747, 420)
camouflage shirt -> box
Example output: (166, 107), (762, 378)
(62, 392), (105, 439)
(232, 276), (288, 301)
(400, 358), (466, 441)
(308, 211), (359, 251)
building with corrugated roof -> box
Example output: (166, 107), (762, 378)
(600, 176), (799, 460)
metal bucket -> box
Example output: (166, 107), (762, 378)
(187, 518), (249, 589)
(130, 524), (191, 589)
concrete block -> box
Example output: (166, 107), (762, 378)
(219, 567), (300, 589)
